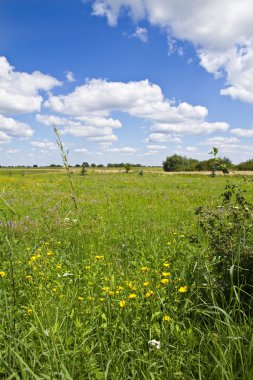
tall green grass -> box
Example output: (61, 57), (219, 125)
(0, 170), (252, 379)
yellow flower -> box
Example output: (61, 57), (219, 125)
(0, 271), (6, 278)
(78, 296), (84, 301)
(84, 265), (91, 270)
(128, 293), (137, 299)
(95, 255), (104, 261)
(102, 286), (110, 292)
(26, 275), (33, 280)
(163, 263), (170, 268)
(162, 315), (171, 322)
(178, 286), (188, 293)
(162, 272), (170, 277)
(56, 265), (62, 270)
(46, 251), (53, 256)
(161, 278), (169, 285)
(143, 281), (150, 287)
(99, 298), (105, 302)
(88, 296), (94, 301)
(140, 266), (148, 272)
(119, 300), (126, 308)
(145, 291), (154, 298)
(27, 308), (33, 315)
(52, 287), (57, 292)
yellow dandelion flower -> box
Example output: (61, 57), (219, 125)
(119, 300), (126, 308)
(145, 291), (154, 298)
(84, 265), (91, 270)
(163, 263), (170, 268)
(95, 255), (104, 261)
(162, 315), (171, 322)
(26, 275), (33, 280)
(46, 251), (53, 256)
(27, 308), (33, 315)
(99, 298), (105, 302)
(128, 293), (137, 299)
(108, 290), (115, 296)
(56, 265), (62, 270)
(52, 287), (57, 292)
(162, 272), (170, 277)
(161, 278), (169, 285)
(143, 281), (150, 287)
(0, 271), (6, 278)
(102, 286), (110, 292)
(87, 296), (94, 301)
(117, 286), (124, 291)
(140, 266), (148, 272)
(178, 286), (188, 293)
(78, 296), (84, 301)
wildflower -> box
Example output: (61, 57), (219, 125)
(84, 265), (91, 270)
(143, 281), (150, 287)
(87, 296), (94, 301)
(52, 287), (57, 292)
(99, 298), (105, 302)
(161, 278), (169, 285)
(163, 263), (170, 268)
(148, 339), (161, 349)
(26, 275), (33, 280)
(128, 293), (137, 299)
(102, 286), (110, 292)
(56, 265), (62, 270)
(140, 266), (148, 272)
(162, 272), (170, 277)
(95, 255), (104, 261)
(145, 291), (154, 298)
(178, 286), (188, 293)
(27, 308), (33, 315)
(162, 315), (171, 322)
(46, 251), (53, 256)
(78, 296), (84, 301)
(119, 300), (126, 308)
(0, 271), (6, 278)
(62, 272), (73, 277)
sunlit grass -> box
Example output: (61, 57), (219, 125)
(0, 169), (252, 379)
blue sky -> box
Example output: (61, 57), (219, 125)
(0, 0), (253, 166)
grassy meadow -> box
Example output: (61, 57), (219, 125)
(0, 169), (253, 379)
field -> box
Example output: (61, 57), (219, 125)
(0, 169), (253, 379)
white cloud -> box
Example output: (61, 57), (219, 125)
(186, 146), (197, 152)
(108, 146), (137, 154)
(0, 56), (61, 115)
(66, 71), (75, 82)
(147, 144), (167, 150)
(74, 148), (88, 152)
(147, 133), (182, 143)
(30, 140), (58, 150)
(231, 128), (253, 137)
(0, 130), (11, 142)
(200, 136), (240, 145)
(6, 149), (20, 154)
(0, 114), (33, 139)
(132, 27), (148, 43)
(45, 79), (229, 142)
(87, 0), (253, 104)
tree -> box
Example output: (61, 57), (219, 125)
(162, 154), (188, 172)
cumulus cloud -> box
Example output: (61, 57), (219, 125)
(0, 56), (61, 115)
(147, 144), (167, 150)
(30, 140), (58, 150)
(0, 130), (11, 143)
(0, 114), (33, 141)
(200, 136), (240, 145)
(45, 78), (229, 142)
(109, 146), (137, 153)
(231, 128), (253, 137)
(87, 0), (253, 104)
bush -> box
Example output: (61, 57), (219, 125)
(196, 179), (253, 307)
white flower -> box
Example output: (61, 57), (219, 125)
(62, 272), (73, 277)
(148, 339), (161, 349)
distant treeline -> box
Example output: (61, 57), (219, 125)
(162, 154), (253, 172)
